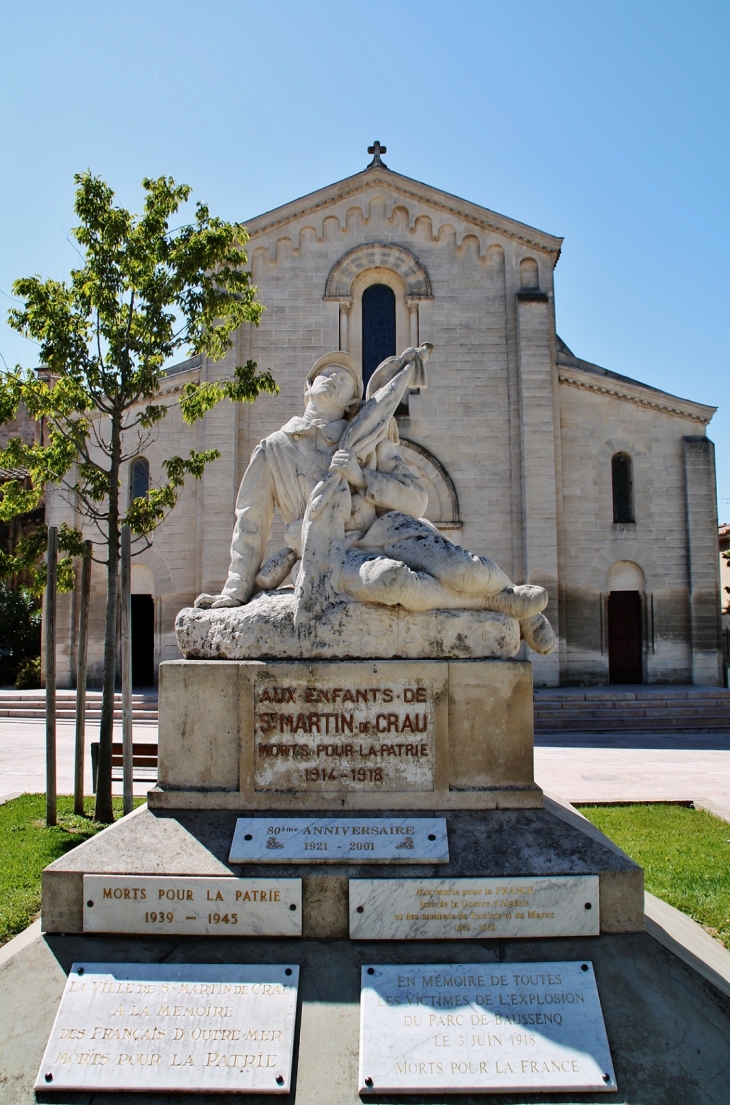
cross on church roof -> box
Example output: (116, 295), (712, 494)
(367, 141), (388, 169)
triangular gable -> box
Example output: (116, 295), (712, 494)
(243, 167), (563, 258)
(557, 337), (716, 424)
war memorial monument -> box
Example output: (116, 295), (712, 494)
(26, 345), (730, 1102)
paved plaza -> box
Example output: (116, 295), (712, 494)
(2, 714), (730, 814)
(0, 718), (154, 802)
(535, 731), (730, 815)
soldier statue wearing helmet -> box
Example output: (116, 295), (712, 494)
(195, 346), (554, 655)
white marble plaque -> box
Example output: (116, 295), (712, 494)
(253, 665), (437, 793)
(349, 877), (599, 939)
(83, 876), (301, 936)
(358, 961), (616, 1094)
(35, 962), (299, 1094)
(229, 817), (449, 863)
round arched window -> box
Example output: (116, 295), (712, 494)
(361, 284), (396, 389)
(130, 457), (150, 502)
(611, 453), (634, 523)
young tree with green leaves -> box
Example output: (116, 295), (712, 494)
(0, 172), (276, 821)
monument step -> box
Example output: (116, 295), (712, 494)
(7, 928), (730, 1105)
(534, 704), (730, 718)
(40, 799), (644, 938)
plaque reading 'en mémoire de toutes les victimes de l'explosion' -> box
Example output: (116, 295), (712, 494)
(358, 961), (616, 1094)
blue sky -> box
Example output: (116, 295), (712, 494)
(1, 0), (728, 510)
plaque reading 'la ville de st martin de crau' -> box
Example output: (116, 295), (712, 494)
(35, 963), (299, 1094)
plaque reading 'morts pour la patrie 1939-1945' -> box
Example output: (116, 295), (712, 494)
(358, 962), (616, 1095)
(83, 876), (302, 936)
(35, 963), (299, 1094)
(253, 665), (437, 793)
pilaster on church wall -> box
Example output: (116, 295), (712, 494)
(189, 337), (236, 594)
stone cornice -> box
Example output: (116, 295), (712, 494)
(558, 365), (715, 424)
(244, 170), (563, 258)
(156, 364), (201, 399)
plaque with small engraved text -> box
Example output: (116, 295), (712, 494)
(349, 877), (599, 940)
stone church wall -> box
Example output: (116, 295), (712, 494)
(40, 169), (720, 688)
(558, 377), (720, 684)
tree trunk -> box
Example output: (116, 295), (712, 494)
(45, 525), (58, 826)
(73, 545), (92, 816)
(94, 415), (122, 823)
(120, 524), (133, 815)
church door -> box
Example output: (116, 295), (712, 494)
(131, 594), (155, 687)
(607, 591), (643, 684)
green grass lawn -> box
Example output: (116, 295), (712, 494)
(0, 794), (144, 947)
(578, 803), (730, 950)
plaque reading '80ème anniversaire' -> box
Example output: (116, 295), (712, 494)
(358, 962), (616, 1095)
(229, 817), (449, 863)
(254, 666), (436, 793)
(35, 963), (299, 1094)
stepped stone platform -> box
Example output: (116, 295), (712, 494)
(0, 689), (158, 724)
(24, 649), (730, 1103)
(7, 927), (730, 1105)
(4, 685), (727, 733)
(41, 798), (644, 937)
(534, 685), (730, 734)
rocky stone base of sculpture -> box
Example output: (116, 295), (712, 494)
(175, 590), (520, 661)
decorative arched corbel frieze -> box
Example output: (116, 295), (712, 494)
(324, 243), (433, 301)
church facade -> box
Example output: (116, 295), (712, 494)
(48, 149), (723, 687)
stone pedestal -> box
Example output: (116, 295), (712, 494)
(41, 799), (644, 937)
(149, 658), (540, 811)
(40, 653), (647, 943)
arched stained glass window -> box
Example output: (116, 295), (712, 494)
(612, 452), (634, 523)
(362, 283), (396, 389)
(130, 457), (150, 502)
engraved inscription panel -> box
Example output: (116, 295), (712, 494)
(349, 877), (599, 939)
(358, 962), (616, 1094)
(35, 962), (299, 1094)
(229, 817), (449, 863)
(83, 877), (301, 936)
(253, 666), (436, 793)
